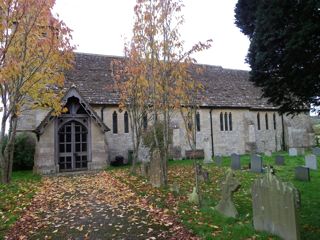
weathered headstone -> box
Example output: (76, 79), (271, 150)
(252, 170), (300, 240)
(305, 154), (317, 170)
(275, 155), (285, 166)
(251, 154), (263, 173)
(312, 147), (320, 156)
(170, 182), (180, 194)
(295, 166), (310, 181)
(215, 170), (241, 218)
(149, 150), (163, 187)
(188, 187), (200, 205)
(204, 138), (213, 163)
(264, 150), (272, 157)
(140, 162), (150, 178)
(215, 155), (222, 166)
(289, 148), (297, 156)
(230, 153), (241, 170)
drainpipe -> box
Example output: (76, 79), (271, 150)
(281, 114), (286, 151)
(101, 106), (106, 122)
(210, 109), (214, 157)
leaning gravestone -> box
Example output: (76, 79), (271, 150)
(215, 155), (222, 166)
(215, 170), (241, 218)
(275, 155), (285, 166)
(252, 169), (300, 240)
(312, 147), (320, 156)
(251, 154), (263, 173)
(230, 154), (241, 170)
(295, 166), (310, 181)
(305, 154), (317, 170)
(289, 148), (298, 156)
(149, 150), (163, 187)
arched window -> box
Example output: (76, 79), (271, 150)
(257, 113), (261, 130)
(113, 111), (118, 134)
(229, 112), (232, 131)
(273, 113), (277, 130)
(196, 112), (200, 132)
(265, 113), (269, 130)
(224, 112), (228, 131)
(124, 111), (129, 133)
(220, 112), (224, 131)
(143, 113), (148, 130)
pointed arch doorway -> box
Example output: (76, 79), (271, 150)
(57, 96), (91, 172)
(58, 120), (88, 171)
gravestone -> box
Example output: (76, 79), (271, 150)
(275, 155), (285, 166)
(312, 147), (320, 156)
(305, 154), (317, 170)
(295, 166), (310, 181)
(252, 170), (300, 240)
(170, 182), (180, 194)
(204, 138), (213, 163)
(188, 187), (200, 205)
(264, 150), (272, 157)
(251, 154), (263, 173)
(289, 148), (297, 156)
(215, 155), (222, 166)
(230, 153), (241, 170)
(215, 170), (241, 218)
(140, 162), (150, 178)
(149, 150), (163, 187)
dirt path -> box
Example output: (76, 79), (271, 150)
(5, 172), (196, 240)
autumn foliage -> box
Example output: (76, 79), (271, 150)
(0, 0), (74, 183)
(114, 0), (211, 185)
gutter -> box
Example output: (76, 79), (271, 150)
(101, 106), (107, 122)
(281, 114), (286, 150)
(209, 109), (214, 157)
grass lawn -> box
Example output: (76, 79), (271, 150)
(109, 152), (320, 240)
(0, 171), (41, 239)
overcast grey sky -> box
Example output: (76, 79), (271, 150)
(54, 0), (250, 70)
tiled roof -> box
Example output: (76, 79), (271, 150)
(65, 52), (276, 109)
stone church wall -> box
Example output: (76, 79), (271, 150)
(17, 103), (315, 174)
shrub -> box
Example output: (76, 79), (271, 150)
(1, 133), (36, 171)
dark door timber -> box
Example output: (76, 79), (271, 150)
(58, 121), (88, 172)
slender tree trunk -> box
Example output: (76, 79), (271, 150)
(2, 116), (17, 184)
(0, 110), (8, 184)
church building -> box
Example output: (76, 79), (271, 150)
(16, 53), (315, 174)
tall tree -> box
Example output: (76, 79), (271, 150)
(235, 0), (320, 114)
(113, 43), (149, 174)
(123, 0), (211, 186)
(0, 0), (74, 184)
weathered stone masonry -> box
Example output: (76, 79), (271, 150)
(16, 53), (315, 174)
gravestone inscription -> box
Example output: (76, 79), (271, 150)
(252, 170), (300, 240)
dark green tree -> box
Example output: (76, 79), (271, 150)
(235, 0), (320, 114)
